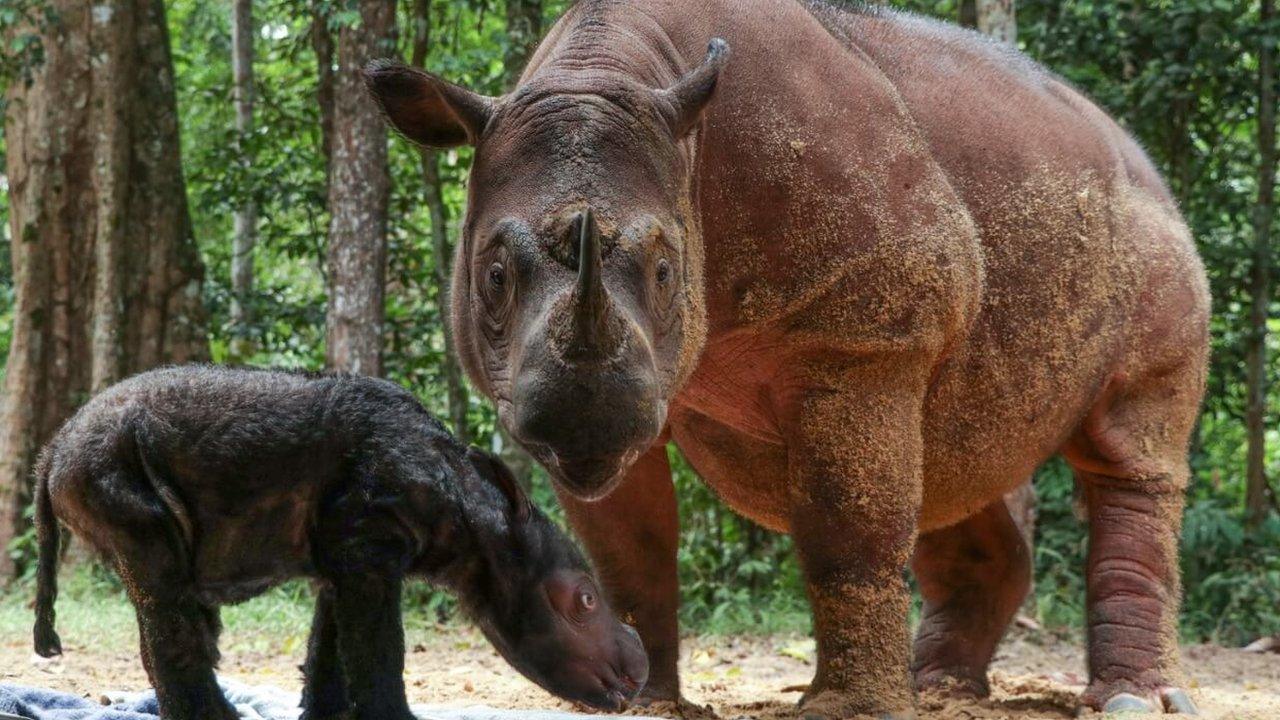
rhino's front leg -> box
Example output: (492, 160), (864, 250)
(557, 444), (683, 704)
(785, 360), (926, 720)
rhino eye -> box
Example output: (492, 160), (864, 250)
(488, 263), (506, 289)
(655, 258), (671, 284)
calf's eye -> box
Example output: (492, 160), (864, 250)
(488, 263), (506, 288)
(579, 589), (597, 612)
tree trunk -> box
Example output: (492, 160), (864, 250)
(1246, 0), (1276, 528)
(409, 0), (470, 444)
(959, 0), (978, 29)
(424, 156), (471, 444)
(312, 0), (336, 181)
(0, 0), (207, 580)
(325, 0), (396, 376)
(504, 0), (542, 89)
(229, 0), (257, 362)
(976, 0), (1016, 44)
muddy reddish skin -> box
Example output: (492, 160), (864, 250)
(368, 1), (1209, 717)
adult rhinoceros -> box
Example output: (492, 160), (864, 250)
(368, 1), (1209, 717)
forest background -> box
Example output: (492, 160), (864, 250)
(0, 0), (1276, 649)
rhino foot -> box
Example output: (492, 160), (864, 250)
(798, 690), (916, 720)
(630, 697), (720, 720)
(1077, 687), (1199, 716)
(912, 667), (990, 700)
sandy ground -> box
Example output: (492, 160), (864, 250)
(2, 625), (1277, 720)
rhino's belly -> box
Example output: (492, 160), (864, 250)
(669, 404), (792, 534)
(670, 326), (1117, 536)
(917, 277), (1128, 532)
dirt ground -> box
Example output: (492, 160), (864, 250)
(2, 625), (1277, 720)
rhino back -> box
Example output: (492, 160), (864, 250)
(607, 0), (1206, 527)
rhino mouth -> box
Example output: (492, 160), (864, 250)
(549, 452), (628, 499)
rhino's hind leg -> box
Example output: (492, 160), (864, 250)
(1073, 468), (1196, 715)
(1064, 364), (1203, 715)
(911, 498), (1031, 698)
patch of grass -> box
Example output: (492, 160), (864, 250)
(1, 565), (138, 653)
(0, 567), (322, 656)
(0, 565), (510, 661)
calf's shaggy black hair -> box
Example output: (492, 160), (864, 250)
(33, 365), (647, 720)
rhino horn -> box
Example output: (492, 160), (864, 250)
(569, 209), (617, 358)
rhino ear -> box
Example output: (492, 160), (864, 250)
(364, 60), (497, 147)
(656, 38), (731, 138)
(466, 447), (531, 527)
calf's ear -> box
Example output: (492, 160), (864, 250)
(655, 38), (731, 138)
(466, 447), (532, 526)
(364, 60), (498, 147)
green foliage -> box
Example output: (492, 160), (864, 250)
(1030, 459), (1088, 631)
(0, 0), (51, 98)
(669, 448), (811, 633)
(1181, 499), (1280, 645)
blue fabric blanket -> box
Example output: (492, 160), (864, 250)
(0, 684), (160, 720)
(0, 680), (302, 720)
(0, 681), (657, 720)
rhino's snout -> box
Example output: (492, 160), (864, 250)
(510, 311), (664, 499)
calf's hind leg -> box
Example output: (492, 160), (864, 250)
(911, 497), (1031, 697)
(78, 470), (235, 720)
(133, 595), (234, 720)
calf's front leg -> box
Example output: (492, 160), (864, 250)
(331, 575), (414, 720)
(785, 359), (926, 720)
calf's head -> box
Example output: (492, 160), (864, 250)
(452, 449), (647, 709)
(367, 41), (729, 499)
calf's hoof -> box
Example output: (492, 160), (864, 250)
(799, 690), (916, 720)
(1078, 687), (1199, 716)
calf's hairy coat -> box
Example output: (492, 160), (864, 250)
(32, 366), (647, 720)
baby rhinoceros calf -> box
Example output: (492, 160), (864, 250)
(31, 366), (648, 720)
